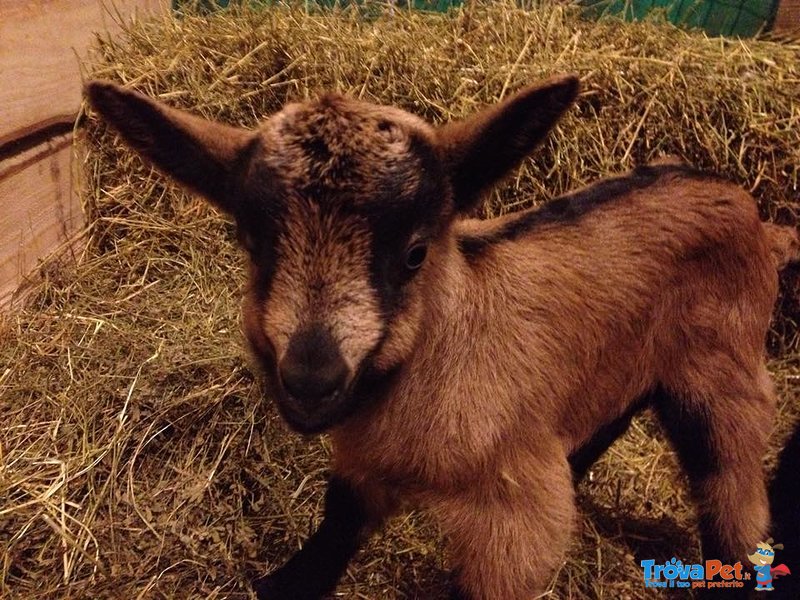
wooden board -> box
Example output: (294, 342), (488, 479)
(0, 0), (167, 310)
(0, 135), (82, 308)
(775, 0), (800, 34)
(0, 0), (166, 148)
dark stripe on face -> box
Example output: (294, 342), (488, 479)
(457, 164), (710, 261)
(365, 135), (449, 318)
(234, 149), (287, 303)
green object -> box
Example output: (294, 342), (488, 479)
(172, 0), (778, 37)
(580, 0), (781, 37)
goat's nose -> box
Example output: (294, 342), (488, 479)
(278, 325), (349, 403)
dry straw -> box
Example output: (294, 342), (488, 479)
(1, 2), (799, 598)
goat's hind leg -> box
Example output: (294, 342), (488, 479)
(769, 422), (800, 600)
(655, 364), (775, 566)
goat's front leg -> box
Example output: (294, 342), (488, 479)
(252, 477), (369, 600)
(440, 442), (576, 600)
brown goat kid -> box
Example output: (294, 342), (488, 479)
(87, 75), (799, 599)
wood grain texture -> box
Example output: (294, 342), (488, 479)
(0, 135), (82, 307)
(0, 0), (167, 309)
(775, 0), (800, 34)
(0, 0), (167, 147)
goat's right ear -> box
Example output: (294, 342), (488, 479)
(436, 74), (579, 213)
(85, 80), (254, 213)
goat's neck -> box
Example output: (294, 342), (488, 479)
(410, 231), (490, 362)
(332, 232), (510, 488)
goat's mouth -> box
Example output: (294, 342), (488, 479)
(263, 367), (364, 434)
(275, 389), (357, 434)
(258, 351), (390, 434)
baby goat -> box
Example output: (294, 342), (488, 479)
(86, 75), (798, 599)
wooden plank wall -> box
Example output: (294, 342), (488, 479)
(0, 0), (166, 308)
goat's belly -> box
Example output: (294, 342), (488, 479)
(549, 332), (658, 455)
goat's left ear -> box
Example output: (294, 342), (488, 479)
(436, 74), (579, 213)
(85, 80), (255, 214)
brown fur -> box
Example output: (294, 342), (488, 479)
(333, 171), (785, 597)
(85, 76), (799, 598)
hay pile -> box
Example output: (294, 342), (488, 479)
(2, 2), (800, 598)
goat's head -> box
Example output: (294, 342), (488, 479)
(86, 75), (579, 433)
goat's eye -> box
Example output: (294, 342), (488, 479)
(404, 242), (428, 271)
